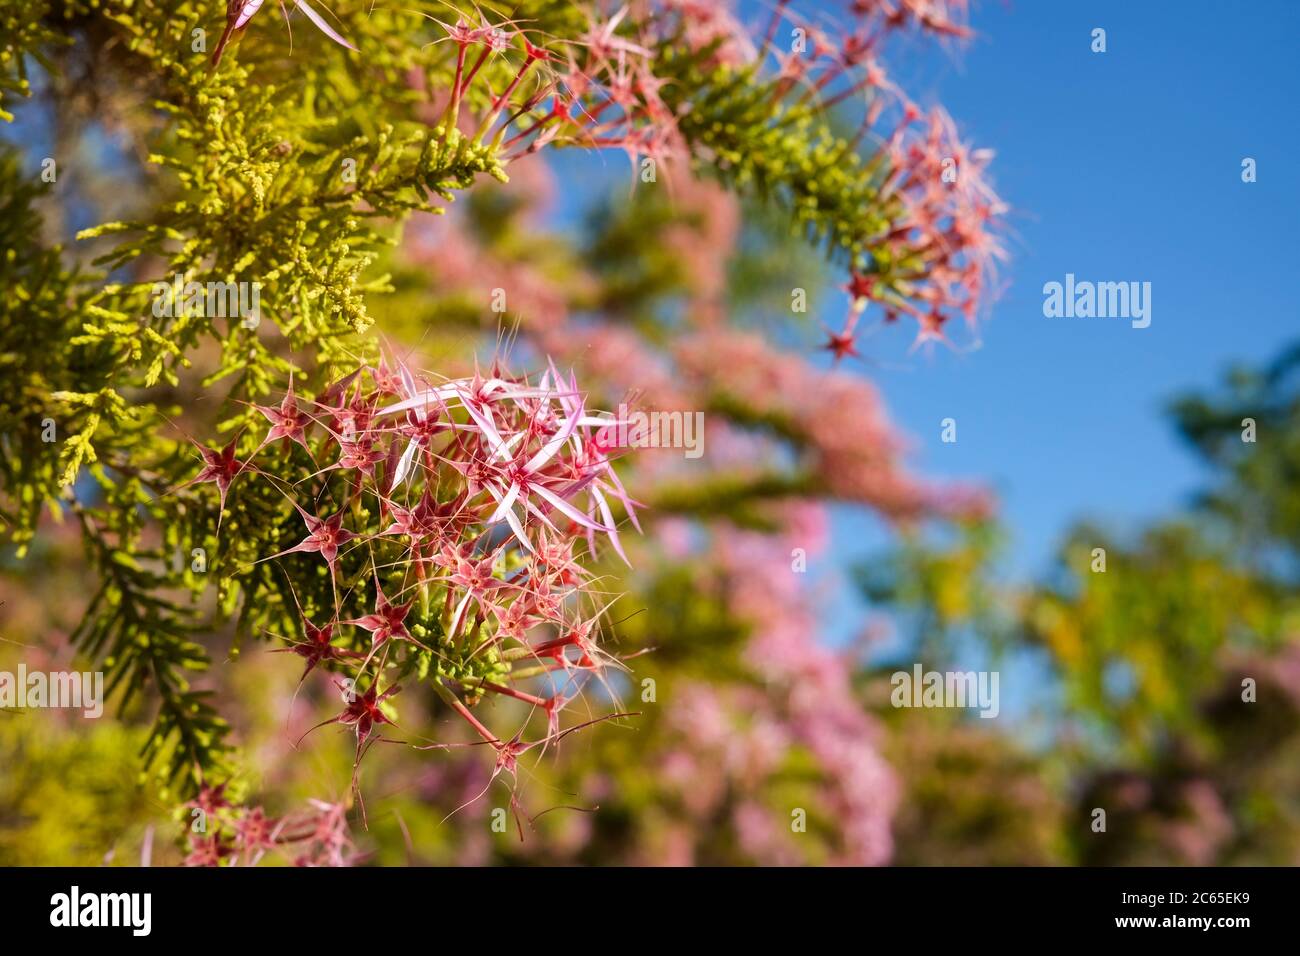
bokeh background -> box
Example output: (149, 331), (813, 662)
(3, 0), (1299, 865)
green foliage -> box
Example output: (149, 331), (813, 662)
(655, 43), (904, 284)
(0, 148), (104, 550)
(882, 712), (1069, 866)
(1171, 343), (1300, 550)
(1022, 522), (1287, 759)
(0, 713), (161, 865)
(0, 0), (69, 122)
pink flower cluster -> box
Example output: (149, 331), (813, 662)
(673, 328), (993, 519)
(190, 357), (641, 812)
(653, 511), (898, 866)
(658, 1), (1003, 354)
(182, 783), (353, 867)
(424, 7), (685, 168)
(866, 106), (1007, 342)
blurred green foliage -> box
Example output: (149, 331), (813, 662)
(867, 346), (1300, 865)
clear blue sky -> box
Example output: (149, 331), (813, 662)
(824, 0), (1300, 600)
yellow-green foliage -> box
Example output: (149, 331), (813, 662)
(0, 713), (166, 865)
